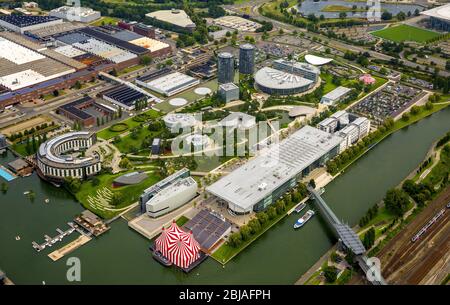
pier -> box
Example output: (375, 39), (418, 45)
(31, 222), (88, 252)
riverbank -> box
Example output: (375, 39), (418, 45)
(295, 104), (450, 285)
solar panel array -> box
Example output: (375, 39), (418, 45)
(103, 84), (146, 107)
(79, 27), (149, 55)
(0, 15), (60, 28)
(183, 209), (232, 250)
(59, 96), (94, 120)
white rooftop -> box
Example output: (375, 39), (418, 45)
(206, 125), (343, 212)
(255, 67), (313, 90)
(304, 54), (333, 66)
(219, 112), (256, 129)
(0, 37), (45, 64)
(322, 86), (351, 102)
(54, 45), (86, 58)
(146, 9), (196, 28)
(421, 3), (450, 21)
(143, 71), (199, 95)
(129, 37), (170, 53)
(73, 38), (137, 63)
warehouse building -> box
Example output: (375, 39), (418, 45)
(136, 70), (199, 96)
(0, 15), (62, 34)
(206, 126), (343, 214)
(320, 86), (352, 106)
(36, 132), (101, 183)
(118, 21), (156, 39)
(49, 6), (101, 23)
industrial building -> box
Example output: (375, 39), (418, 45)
(0, 15), (63, 34)
(212, 16), (261, 32)
(57, 96), (117, 128)
(206, 126), (343, 214)
(101, 84), (148, 111)
(36, 132), (101, 183)
(218, 82), (239, 103)
(0, 35), (75, 91)
(49, 6), (101, 23)
(217, 52), (234, 84)
(139, 168), (195, 215)
(320, 86), (352, 106)
(254, 67), (314, 96)
(239, 43), (255, 75)
(72, 38), (138, 64)
(136, 69), (199, 96)
(118, 21), (156, 38)
(421, 3), (450, 31)
(145, 9), (196, 32)
(0, 134), (7, 151)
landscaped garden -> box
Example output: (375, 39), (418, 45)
(97, 109), (162, 140)
(74, 170), (162, 219)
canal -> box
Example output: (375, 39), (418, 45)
(0, 107), (449, 284)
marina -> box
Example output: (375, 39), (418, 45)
(31, 222), (86, 252)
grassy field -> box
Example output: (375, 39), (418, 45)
(321, 5), (366, 12)
(97, 109), (162, 140)
(114, 127), (162, 154)
(371, 24), (441, 43)
(90, 16), (120, 26)
(75, 170), (161, 219)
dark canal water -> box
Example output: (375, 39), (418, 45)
(0, 107), (449, 284)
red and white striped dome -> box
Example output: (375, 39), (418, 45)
(155, 221), (200, 269)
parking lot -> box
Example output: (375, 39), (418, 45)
(351, 83), (423, 124)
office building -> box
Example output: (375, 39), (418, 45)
(0, 15), (62, 34)
(239, 43), (255, 75)
(217, 52), (234, 84)
(273, 59), (320, 82)
(49, 6), (101, 23)
(320, 86), (352, 106)
(36, 132), (101, 183)
(218, 83), (239, 103)
(421, 3), (450, 31)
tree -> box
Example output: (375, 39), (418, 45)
(362, 227), (376, 249)
(119, 157), (132, 169)
(52, 90), (59, 97)
(91, 177), (100, 187)
(309, 179), (316, 189)
(240, 225), (252, 241)
(323, 266), (338, 283)
(228, 232), (242, 248)
(64, 177), (81, 193)
(111, 192), (123, 206)
(256, 212), (269, 225)
(425, 101), (434, 110)
(267, 206), (277, 220)
(401, 112), (410, 122)
(248, 219), (261, 234)
(140, 55), (153, 66)
(384, 189), (410, 217)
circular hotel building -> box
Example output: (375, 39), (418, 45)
(254, 67), (315, 96)
(36, 132), (101, 182)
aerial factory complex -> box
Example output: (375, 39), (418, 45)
(0, 0), (449, 290)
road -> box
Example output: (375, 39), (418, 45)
(225, 1), (450, 77)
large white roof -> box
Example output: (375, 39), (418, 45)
(146, 10), (195, 28)
(421, 3), (450, 21)
(254, 67), (313, 90)
(206, 125), (343, 212)
(304, 54), (333, 66)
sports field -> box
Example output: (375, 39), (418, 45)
(371, 24), (441, 43)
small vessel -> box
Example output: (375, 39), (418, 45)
(294, 210), (315, 229)
(294, 203), (306, 213)
(15, 235), (21, 241)
(44, 198), (49, 203)
(152, 250), (172, 267)
(23, 191), (30, 195)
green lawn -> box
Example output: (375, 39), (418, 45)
(75, 170), (161, 219)
(97, 109), (162, 140)
(371, 24), (441, 44)
(90, 16), (120, 26)
(114, 128), (162, 154)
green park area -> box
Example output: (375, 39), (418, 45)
(90, 16), (119, 26)
(321, 5), (366, 12)
(74, 169), (161, 219)
(371, 24), (442, 44)
(97, 109), (162, 140)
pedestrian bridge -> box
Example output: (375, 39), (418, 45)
(307, 186), (386, 285)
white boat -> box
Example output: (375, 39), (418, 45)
(294, 203), (306, 213)
(294, 210), (315, 229)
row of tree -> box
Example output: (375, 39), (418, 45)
(228, 183), (308, 248)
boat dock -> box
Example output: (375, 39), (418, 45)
(31, 223), (83, 252)
(48, 235), (92, 262)
(287, 198), (308, 215)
